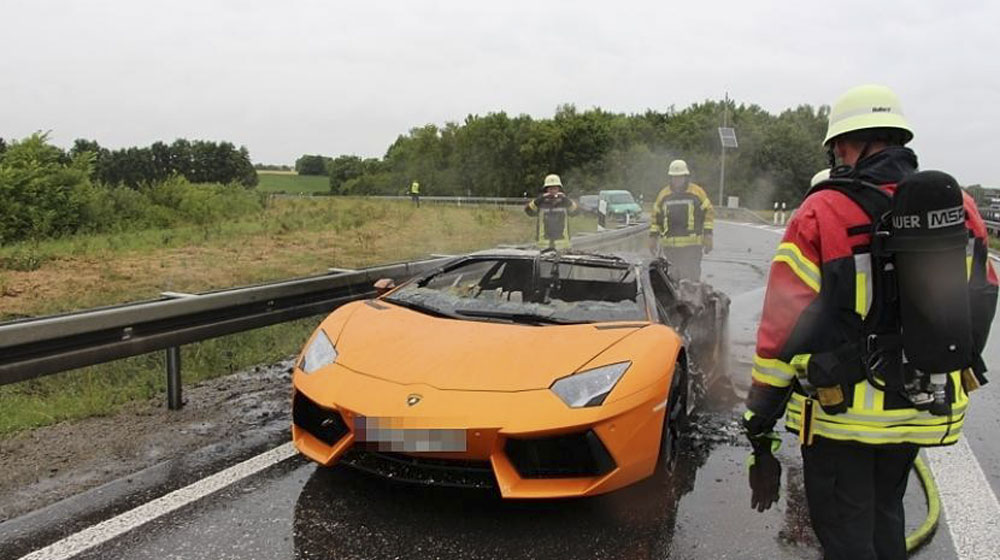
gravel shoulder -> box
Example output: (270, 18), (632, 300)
(0, 358), (295, 522)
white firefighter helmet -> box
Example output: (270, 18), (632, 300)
(810, 168), (831, 187)
(668, 159), (691, 177)
(823, 84), (914, 146)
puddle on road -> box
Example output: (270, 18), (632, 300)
(289, 395), (825, 560)
(287, 360), (826, 560)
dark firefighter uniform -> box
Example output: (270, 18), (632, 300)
(744, 84), (998, 560)
(525, 174), (579, 250)
(650, 178), (714, 280)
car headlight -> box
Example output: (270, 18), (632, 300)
(300, 329), (337, 374)
(550, 361), (631, 408)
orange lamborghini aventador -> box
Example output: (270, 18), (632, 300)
(291, 249), (728, 498)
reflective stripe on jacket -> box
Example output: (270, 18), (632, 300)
(650, 183), (714, 247)
(746, 154), (998, 447)
(525, 195), (579, 249)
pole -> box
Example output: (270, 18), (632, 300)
(166, 346), (182, 410)
(719, 145), (727, 207)
(718, 91), (729, 207)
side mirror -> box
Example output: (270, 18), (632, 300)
(373, 278), (396, 296)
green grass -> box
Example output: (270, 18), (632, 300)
(0, 199), (597, 319)
(256, 172), (331, 194)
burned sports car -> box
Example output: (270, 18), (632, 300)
(291, 249), (729, 498)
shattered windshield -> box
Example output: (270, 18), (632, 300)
(609, 193), (635, 205)
(385, 257), (647, 324)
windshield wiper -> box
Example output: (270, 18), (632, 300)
(384, 298), (459, 319)
(454, 309), (588, 325)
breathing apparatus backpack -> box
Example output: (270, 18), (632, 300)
(802, 170), (976, 416)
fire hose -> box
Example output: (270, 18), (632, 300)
(905, 455), (941, 553)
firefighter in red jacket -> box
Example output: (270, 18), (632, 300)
(742, 84), (998, 559)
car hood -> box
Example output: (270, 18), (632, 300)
(333, 301), (646, 391)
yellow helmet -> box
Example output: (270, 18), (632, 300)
(823, 84), (913, 146)
(543, 174), (563, 189)
(810, 168), (831, 187)
(667, 159), (690, 176)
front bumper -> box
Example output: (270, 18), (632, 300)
(291, 363), (668, 499)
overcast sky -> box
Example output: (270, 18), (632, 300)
(3, 0), (998, 185)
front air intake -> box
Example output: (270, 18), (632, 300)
(293, 392), (349, 446)
(504, 430), (616, 478)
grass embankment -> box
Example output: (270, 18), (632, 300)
(0, 199), (596, 435)
(256, 171), (331, 194)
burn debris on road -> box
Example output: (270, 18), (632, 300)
(0, 358), (297, 522)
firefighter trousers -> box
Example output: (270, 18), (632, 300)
(801, 437), (918, 560)
(661, 245), (703, 282)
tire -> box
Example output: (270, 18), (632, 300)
(657, 358), (688, 471)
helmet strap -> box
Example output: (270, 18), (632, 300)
(828, 140), (873, 179)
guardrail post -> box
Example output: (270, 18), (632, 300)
(166, 346), (182, 410)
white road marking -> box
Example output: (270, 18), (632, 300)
(18, 442), (297, 560)
(924, 441), (1000, 560)
(723, 218), (1000, 557)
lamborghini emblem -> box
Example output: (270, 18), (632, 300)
(406, 394), (422, 407)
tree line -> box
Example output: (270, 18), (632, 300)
(306, 101), (830, 208)
(68, 138), (258, 188)
(255, 163), (293, 172)
(0, 134), (263, 245)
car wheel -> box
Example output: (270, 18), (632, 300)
(658, 358), (688, 471)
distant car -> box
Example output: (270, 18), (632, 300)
(578, 194), (600, 214)
(291, 249), (729, 498)
(599, 190), (643, 224)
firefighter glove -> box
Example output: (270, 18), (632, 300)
(747, 431), (781, 512)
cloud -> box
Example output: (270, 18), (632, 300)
(2, 0), (997, 184)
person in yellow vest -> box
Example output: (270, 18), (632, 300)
(648, 160), (714, 280)
(409, 180), (420, 207)
(524, 174), (579, 250)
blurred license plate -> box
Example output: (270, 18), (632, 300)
(354, 418), (467, 452)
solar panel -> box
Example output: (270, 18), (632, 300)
(718, 127), (738, 148)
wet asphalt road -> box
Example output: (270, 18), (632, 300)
(15, 220), (1000, 559)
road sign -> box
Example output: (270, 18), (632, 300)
(718, 127), (738, 149)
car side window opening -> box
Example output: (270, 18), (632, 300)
(649, 265), (683, 326)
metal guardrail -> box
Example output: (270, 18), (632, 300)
(269, 193), (528, 206)
(0, 223), (647, 408)
(714, 207), (777, 226)
(371, 195), (526, 206)
(979, 208), (1000, 237)
(0, 258), (449, 399)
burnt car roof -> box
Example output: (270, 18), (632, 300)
(464, 248), (655, 267)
